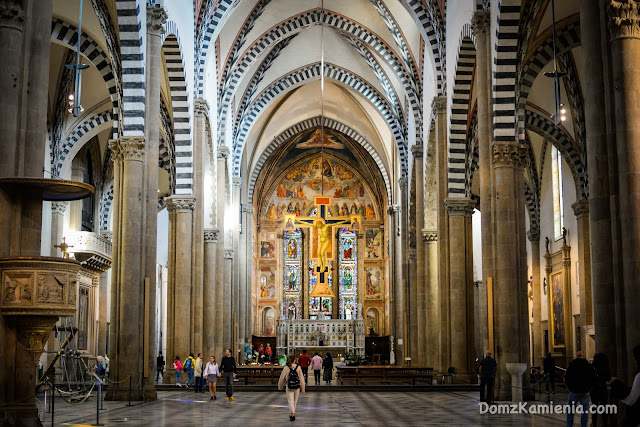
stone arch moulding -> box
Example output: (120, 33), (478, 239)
(232, 62), (407, 179)
(162, 23), (194, 195)
(247, 116), (392, 205)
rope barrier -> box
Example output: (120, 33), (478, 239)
(55, 382), (96, 404)
(102, 374), (132, 384)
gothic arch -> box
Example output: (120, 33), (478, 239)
(51, 18), (120, 139)
(525, 108), (587, 199)
(448, 28), (476, 197)
(233, 62), (407, 178)
(516, 19), (581, 133)
(247, 116), (392, 205)
(162, 26), (193, 195)
(217, 9), (420, 152)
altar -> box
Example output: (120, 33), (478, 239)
(277, 318), (365, 358)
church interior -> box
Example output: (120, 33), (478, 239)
(1, 0), (639, 424)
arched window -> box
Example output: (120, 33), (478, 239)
(283, 229), (302, 319)
(309, 259), (332, 319)
(339, 228), (357, 319)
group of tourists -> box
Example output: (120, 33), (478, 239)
(167, 349), (237, 401)
(243, 340), (273, 364)
(478, 345), (640, 427)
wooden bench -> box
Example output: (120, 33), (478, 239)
(236, 366), (284, 385)
(337, 366), (433, 385)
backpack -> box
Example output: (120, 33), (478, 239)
(287, 364), (300, 389)
(184, 358), (192, 370)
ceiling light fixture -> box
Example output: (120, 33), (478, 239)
(543, 0), (567, 126)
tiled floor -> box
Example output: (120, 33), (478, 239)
(36, 388), (574, 426)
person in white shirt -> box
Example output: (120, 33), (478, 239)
(622, 345), (640, 426)
(203, 356), (219, 400)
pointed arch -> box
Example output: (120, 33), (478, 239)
(247, 116), (391, 204)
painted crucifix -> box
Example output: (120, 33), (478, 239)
(284, 195), (361, 298)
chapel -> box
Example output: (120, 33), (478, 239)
(0, 0), (639, 424)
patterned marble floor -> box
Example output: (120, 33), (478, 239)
(37, 390), (570, 426)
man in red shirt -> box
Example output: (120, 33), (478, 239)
(297, 349), (312, 382)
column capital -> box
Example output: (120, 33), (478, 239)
(217, 146), (230, 159)
(571, 199), (590, 219)
(232, 177), (242, 188)
(204, 228), (219, 243)
(224, 250), (234, 259)
(387, 204), (401, 215)
(471, 11), (491, 36)
(146, 6), (167, 35)
(431, 96), (447, 114)
(411, 144), (424, 158)
(492, 143), (528, 168)
(194, 98), (209, 117)
(445, 197), (475, 217)
(241, 204), (254, 214)
(422, 229), (438, 242)
(607, 0), (640, 40)
(51, 201), (68, 215)
(166, 195), (196, 213)
(109, 137), (146, 162)
(527, 230), (540, 243)
(398, 177), (408, 188)
(0, 1), (24, 30)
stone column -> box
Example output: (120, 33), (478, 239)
(203, 228), (219, 357)
(412, 145), (425, 366)
(105, 137), (151, 400)
(606, 0), (640, 380)
(579, 0), (617, 372)
(224, 249), (234, 351)
(407, 248), (417, 362)
(231, 177), (241, 358)
(492, 143), (530, 401)
(432, 96), (450, 370)
(163, 196), (195, 385)
(50, 202), (68, 256)
(215, 147), (229, 356)
(388, 204), (404, 364)
(472, 10), (492, 354)
(445, 198), (476, 382)
(69, 165), (85, 230)
(528, 231), (543, 365)
(192, 99), (209, 355)
(422, 230), (439, 369)
(241, 205), (255, 348)
(572, 200), (592, 355)
(143, 5), (166, 395)
(97, 269), (109, 357)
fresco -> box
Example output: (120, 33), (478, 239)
(259, 267), (276, 299)
(264, 157), (377, 221)
(365, 228), (382, 259)
(365, 266), (382, 299)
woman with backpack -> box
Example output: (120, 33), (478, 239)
(278, 356), (305, 421)
(173, 356), (183, 387)
(322, 352), (333, 384)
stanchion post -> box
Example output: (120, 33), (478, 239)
(95, 380), (103, 426)
(127, 374), (133, 407)
(51, 368), (55, 427)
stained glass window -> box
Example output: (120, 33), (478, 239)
(309, 259), (333, 319)
(283, 230), (302, 319)
(338, 228), (357, 319)
(551, 146), (564, 240)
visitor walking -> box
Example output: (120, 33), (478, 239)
(278, 356), (305, 421)
(298, 349), (312, 382)
(220, 348), (237, 400)
(203, 356), (219, 400)
(479, 350), (497, 404)
(184, 353), (196, 387)
(156, 351), (165, 383)
(312, 352), (323, 385)
(266, 343), (273, 363)
(591, 353), (611, 427)
(173, 356), (183, 387)
(323, 352), (333, 384)
(564, 351), (597, 427)
(622, 345), (640, 427)
(543, 352), (556, 395)
(194, 353), (204, 393)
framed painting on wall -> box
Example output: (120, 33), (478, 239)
(550, 272), (565, 348)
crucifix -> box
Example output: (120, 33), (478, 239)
(284, 195), (356, 298)
(54, 237), (74, 259)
